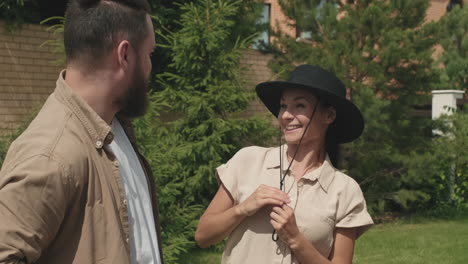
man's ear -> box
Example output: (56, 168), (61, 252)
(116, 40), (131, 70)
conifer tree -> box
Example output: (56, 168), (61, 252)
(424, 4), (468, 206)
(269, 0), (441, 213)
(436, 4), (467, 92)
(135, 0), (273, 260)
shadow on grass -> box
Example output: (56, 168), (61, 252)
(400, 204), (468, 225)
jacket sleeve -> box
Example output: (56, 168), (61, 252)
(0, 154), (71, 263)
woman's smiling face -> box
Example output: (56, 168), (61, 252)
(278, 88), (335, 146)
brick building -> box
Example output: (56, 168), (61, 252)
(0, 0), (463, 135)
(0, 21), (62, 135)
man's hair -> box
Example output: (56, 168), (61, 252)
(64, 0), (150, 64)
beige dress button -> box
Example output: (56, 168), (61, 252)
(114, 160), (119, 167)
(123, 199), (128, 206)
(95, 140), (102, 148)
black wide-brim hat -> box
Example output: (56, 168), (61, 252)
(256, 64), (364, 143)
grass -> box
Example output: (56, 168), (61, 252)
(180, 249), (221, 264)
(354, 218), (468, 264)
(181, 217), (468, 264)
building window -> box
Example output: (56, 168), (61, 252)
(253, 4), (271, 50)
(296, 0), (331, 41)
(447, 0), (464, 12)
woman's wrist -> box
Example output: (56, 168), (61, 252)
(288, 233), (307, 251)
(233, 204), (247, 217)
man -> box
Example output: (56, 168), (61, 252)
(0, 0), (163, 263)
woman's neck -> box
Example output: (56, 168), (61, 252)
(286, 142), (325, 180)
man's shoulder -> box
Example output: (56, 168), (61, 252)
(4, 95), (92, 171)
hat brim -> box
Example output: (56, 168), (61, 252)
(256, 81), (364, 143)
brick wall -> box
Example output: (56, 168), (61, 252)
(265, 0), (296, 39)
(0, 24), (275, 136)
(428, 0), (450, 21)
(240, 49), (275, 117)
(0, 21), (62, 136)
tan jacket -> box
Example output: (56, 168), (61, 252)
(0, 72), (163, 264)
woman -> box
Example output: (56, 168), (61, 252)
(195, 65), (373, 264)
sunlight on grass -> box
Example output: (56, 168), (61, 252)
(354, 218), (468, 264)
(186, 217), (468, 263)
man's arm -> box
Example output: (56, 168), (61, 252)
(0, 154), (71, 263)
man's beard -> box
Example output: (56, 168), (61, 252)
(117, 63), (149, 118)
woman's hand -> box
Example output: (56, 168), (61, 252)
(270, 205), (358, 264)
(270, 204), (302, 246)
(237, 184), (290, 216)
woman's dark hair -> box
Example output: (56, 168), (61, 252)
(317, 95), (340, 168)
(325, 129), (340, 168)
(64, 0), (150, 64)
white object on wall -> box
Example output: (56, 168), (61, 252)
(431, 90), (465, 120)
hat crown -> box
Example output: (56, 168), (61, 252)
(288, 65), (346, 98)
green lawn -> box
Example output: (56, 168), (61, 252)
(181, 217), (468, 264)
(354, 218), (468, 264)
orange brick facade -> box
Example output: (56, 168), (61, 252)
(0, 21), (62, 135)
(0, 0), (460, 135)
(265, 0), (296, 39)
(240, 49), (274, 117)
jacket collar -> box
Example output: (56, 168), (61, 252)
(54, 70), (113, 149)
(266, 145), (336, 192)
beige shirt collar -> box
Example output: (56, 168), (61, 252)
(265, 144), (336, 193)
(54, 70), (113, 149)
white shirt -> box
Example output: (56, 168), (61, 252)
(109, 119), (162, 264)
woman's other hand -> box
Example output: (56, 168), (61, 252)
(270, 204), (302, 246)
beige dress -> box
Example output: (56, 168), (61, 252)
(217, 146), (374, 264)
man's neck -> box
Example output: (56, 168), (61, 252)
(64, 65), (119, 124)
